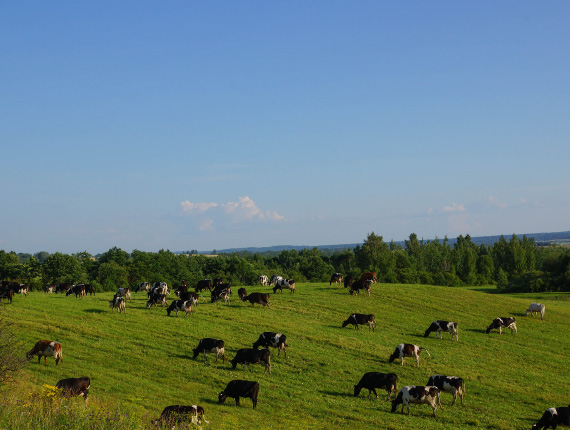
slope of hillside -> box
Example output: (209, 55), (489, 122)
(1, 284), (568, 429)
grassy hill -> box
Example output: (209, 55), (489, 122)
(1, 283), (569, 429)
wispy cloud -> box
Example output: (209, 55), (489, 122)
(179, 196), (286, 231)
(443, 203), (466, 212)
(487, 195), (507, 208)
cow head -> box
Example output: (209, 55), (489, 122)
(218, 392), (228, 404)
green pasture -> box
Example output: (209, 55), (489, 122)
(1, 283), (569, 429)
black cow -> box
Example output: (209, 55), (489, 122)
(424, 320), (458, 341)
(344, 275), (354, 289)
(154, 405), (208, 427)
(486, 317), (517, 334)
(56, 283), (72, 294)
(0, 287), (14, 303)
(66, 284), (86, 298)
(349, 279), (372, 296)
(532, 405), (570, 430)
(218, 380), (259, 409)
(238, 287), (248, 300)
(342, 313), (376, 331)
(211, 288), (230, 304)
(56, 377), (91, 403)
(231, 348), (271, 374)
(354, 372), (398, 401)
(242, 292), (271, 307)
(84, 284), (95, 296)
(146, 293), (167, 309)
(166, 300), (193, 317)
(252, 332), (288, 358)
(427, 375), (465, 406)
(195, 279), (212, 292)
(178, 291), (199, 306)
(193, 338), (226, 363)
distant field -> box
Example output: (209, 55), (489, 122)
(1, 283), (569, 429)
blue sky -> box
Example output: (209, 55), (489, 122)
(1, 1), (569, 254)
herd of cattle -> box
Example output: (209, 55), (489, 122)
(2, 273), (566, 429)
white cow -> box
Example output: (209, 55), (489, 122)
(525, 303), (545, 320)
(116, 287), (131, 301)
(259, 275), (268, 286)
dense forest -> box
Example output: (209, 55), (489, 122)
(1, 233), (569, 293)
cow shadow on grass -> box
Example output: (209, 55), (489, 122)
(84, 309), (105, 314)
(318, 390), (352, 399)
(465, 328), (486, 334)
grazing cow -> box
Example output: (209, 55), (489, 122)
(146, 293), (168, 309)
(166, 299), (193, 317)
(424, 320), (459, 341)
(252, 332), (288, 358)
(56, 377), (90, 403)
(218, 380), (259, 409)
(273, 279), (295, 294)
(0, 287), (14, 303)
(26, 340), (63, 366)
(344, 275), (354, 289)
(391, 385), (443, 417)
(427, 375), (465, 406)
(56, 283), (72, 294)
(135, 282), (150, 293)
(269, 274), (283, 286)
(18, 284), (29, 297)
(259, 275), (268, 286)
(109, 295), (126, 313)
(532, 405), (570, 430)
(44, 284), (56, 294)
(213, 278), (223, 288)
(179, 291), (199, 306)
(238, 287), (248, 300)
(154, 405), (208, 427)
(486, 317), (517, 334)
(115, 287), (131, 301)
(389, 343), (431, 368)
(242, 292), (271, 307)
(330, 273), (343, 286)
(175, 285), (189, 298)
(349, 279), (372, 296)
(354, 372), (398, 401)
(359, 271), (378, 284)
(150, 282), (169, 296)
(526, 303), (546, 320)
(195, 279), (212, 292)
(211, 288), (230, 304)
(231, 348), (271, 374)
(66, 284), (86, 298)
(342, 313), (376, 332)
(193, 338), (226, 363)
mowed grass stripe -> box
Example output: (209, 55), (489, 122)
(2, 283), (568, 429)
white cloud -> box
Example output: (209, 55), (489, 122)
(180, 201), (218, 213)
(443, 203), (466, 212)
(199, 219), (214, 231)
(222, 196), (265, 221)
(487, 195), (507, 208)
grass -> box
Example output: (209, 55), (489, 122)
(1, 283), (569, 429)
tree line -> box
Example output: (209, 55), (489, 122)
(1, 232), (569, 293)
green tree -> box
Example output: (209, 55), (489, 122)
(43, 252), (83, 283)
(97, 261), (128, 290)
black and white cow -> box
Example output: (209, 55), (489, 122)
(242, 292), (271, 307)
(109, 295), (126, 313)
(272, 279), (295, 294)
(66, 284), (86, 298)
(231, 348), (271, 374)
(252, 332), (288, 358)
(427, 375), (465, 406)
(391, 385), (443, 417)
(354, 372), (398, 401)
(150, 282), (169, 296)
(56, 377), (91, 403)
(83, 284), (95, 296)
(193, 338), (226, 363)
(269, 274), (283, 286)
(146, 293), (167, 309)
(424, 320), (458, 341)
(135, 282), (150, 293)
(178, 291), (199, 306)
(532, 405), (570, 430)
(342, 313), (376, 332)
(389, 343), (431, 368)
(166, 300), (193, 317)
(17, 284), (29, 297)
(259, 275), (268, 286)
(115, 287), (131, 301)
(211, 288), (230, 304)
(218, 380), (259, 409)
(526, 303), (546, 320)
(154, 405), (208, 427)
(330, 273), (343, 286)
(486, 317), (517, 334)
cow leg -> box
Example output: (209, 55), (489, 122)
(401, 357), (405, 366)
(235, 397), (240, 406)
(414, 353), (420, 368)
(370, 387), (379, 399)
(203, 351), (209, 362)
(451, 389), (457, 406)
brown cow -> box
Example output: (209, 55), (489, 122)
(359, 272), (378, 283)
(27, 340), (63, 366)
